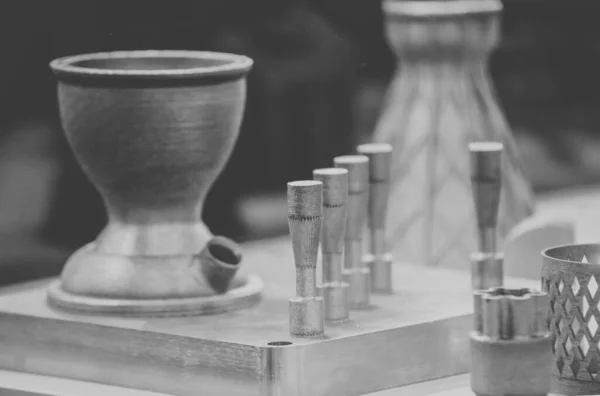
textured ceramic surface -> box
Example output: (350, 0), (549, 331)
(373, 0), (535, 268)
(49, 50), (255, 306)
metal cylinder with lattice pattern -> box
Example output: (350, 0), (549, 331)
(542, 244), (600, 395)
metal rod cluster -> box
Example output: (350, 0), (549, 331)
(286, 140), (553, 396)
(287, 143), (393, 336)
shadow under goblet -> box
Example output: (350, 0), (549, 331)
(46, 50), (262, 316)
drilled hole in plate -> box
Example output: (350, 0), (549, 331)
(268, 341), (293, 346)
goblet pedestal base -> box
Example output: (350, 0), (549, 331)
(50, 229), (262, 316)
(47, 275), (263, 316)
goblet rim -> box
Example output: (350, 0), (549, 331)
(50, 50), (253, 85)
(543, 243), (600, 266)
(383, 0), (502, 19)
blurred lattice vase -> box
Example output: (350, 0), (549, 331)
(542, 244), (600, 395)
(373, 0), (534, 267)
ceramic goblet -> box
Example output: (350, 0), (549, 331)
(47, 50), (262, 315)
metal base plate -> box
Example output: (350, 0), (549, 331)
(0, 237), (537, 396)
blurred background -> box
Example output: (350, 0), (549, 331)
(0, 0), (599, 284)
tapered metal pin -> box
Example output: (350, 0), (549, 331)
(357, 143), (393, 294)
(334, 155), (371, 309)
(314, 168), (350, 322)
(469, 142), (503, 290)
(287, 180), (325, 337)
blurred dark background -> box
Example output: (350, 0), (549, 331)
(0, 0), (599, 283)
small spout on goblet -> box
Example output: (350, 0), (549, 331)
(199, 236), (243, 294)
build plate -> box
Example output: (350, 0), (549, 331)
(0, 237), (537, 396)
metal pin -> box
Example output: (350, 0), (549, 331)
(469, 142), (503, 289)
(482, 294), (502, 338)
(357, 143), (393, 294)
(469, 141), (502, 253)
(313, 168), (350, 322)
(473, 289), (487, 334)
(334, 155), (371, 309)
(287, 181), (324, 337)
(509, 296), (534, 338)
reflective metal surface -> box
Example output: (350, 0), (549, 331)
(0, 237), (538, 396)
